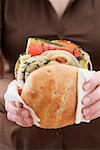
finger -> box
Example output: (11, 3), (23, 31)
(14, 101), (31, 119)
(83, 109), (100, 121)
(21, 109), (32, 119)
(7, 112), (33, 127)
(16, 120), (33, 127)
(23, 117), (33, 126)
(83, 71), (100, 92)
(5, 100), (23, 116)
(82, 99), (100, 120)
(5, 99), (32, 120)
(83, 86), (100, 105)
(89, 110), (100, 120)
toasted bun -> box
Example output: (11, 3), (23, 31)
(21, 64), (78, 129)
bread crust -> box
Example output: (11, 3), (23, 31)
(21, 64), (78, 129)
(52, 40), (79, 50)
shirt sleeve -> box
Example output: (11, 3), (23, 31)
(0, 0), (4, 76)
(0, 0), (14, 111)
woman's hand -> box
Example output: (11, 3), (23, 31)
(82, 71), (100, 121)
(5, 100), (33, 127)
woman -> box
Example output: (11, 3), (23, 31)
(0, 0), (100, 149)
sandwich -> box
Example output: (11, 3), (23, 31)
(15, 37), (92, 128)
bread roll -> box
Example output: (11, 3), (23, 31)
(21, 64), (78, 129)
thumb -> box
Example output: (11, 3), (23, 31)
(15, 101), (23, 108)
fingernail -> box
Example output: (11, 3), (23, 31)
(24, 118), (33, 125)
(84, 108), (90, 115)
(98, 80), (100, 85)
(84, 114), (90, 120)
(15, 101), (23, 108)
(83, 82), (90, 91)
(83, 97), (90, 105)
(17, 103), (23, 108)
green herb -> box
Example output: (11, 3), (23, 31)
(36, 64), (40, 68)
(77, 56), (82, 61)
(31, 38), (63, 47)
(23, 68), (26, 83)
(44, 60), (51, 64)
(20, 52), (26, 56)
(73, 48), (77, 50)
(35, 66), (38, 69)
(27, 63), (30, 65)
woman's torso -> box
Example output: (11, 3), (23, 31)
(1, 0), (100, 149)
(2, 0), (100, 71)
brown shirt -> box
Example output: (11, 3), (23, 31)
(0, 0), (100, 149)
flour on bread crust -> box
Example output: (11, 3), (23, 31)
(21, 64), (78, 129)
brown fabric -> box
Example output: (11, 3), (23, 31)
(0, 0), (100, 149)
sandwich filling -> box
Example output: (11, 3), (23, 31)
(15, 38), (92, 89)
(15, 50), (80, 88)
